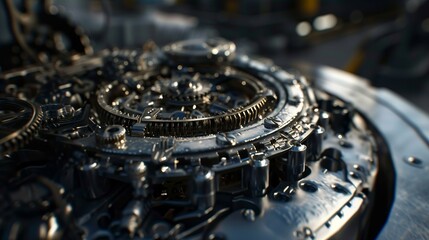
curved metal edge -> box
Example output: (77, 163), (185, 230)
(296, 63), (429, 239)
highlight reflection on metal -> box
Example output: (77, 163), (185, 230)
(303, 64), (429, 239)
(0, 38), (373, 239)
(0, 37), (428, 239)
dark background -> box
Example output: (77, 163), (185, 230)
(1, 0), (428, 112)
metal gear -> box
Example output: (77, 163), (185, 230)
(1, 0), (93, 70)
(0, 98), (43, 155)
(96, 66), (277, 137)
(1, 37), (427, 240)
(96, 125), (127, 147)
(160, 72), (212, 104)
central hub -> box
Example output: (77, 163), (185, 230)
(168, 75), (202, 96)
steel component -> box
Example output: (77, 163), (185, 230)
(1, 38), (426, 240)
(318, 111), (330, 130)
(95, 64), (275, 137)
(163, 38), (236, 65)
(42, 104), (75, 121)
(119, 200), (147, 238)
(285, 142), (307, 182)
(77, 161), (110, 199)
(216, 132), (237, 146)
(0, 98), (42, 155)
(250, 152), (270, 197)
(303, 64), (429, 240)
(96, 125), (126, 147)
(309, 125), (324, 161)
(193, 168), (215, 213)
(330, 103), (353, 135)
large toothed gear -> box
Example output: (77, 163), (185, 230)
(0, 98), (43, 155)
(0, 39), (377, 240)
(1, 37), (428, 240)
(95, 60), (278, 137)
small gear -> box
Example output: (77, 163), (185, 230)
(96, 125), (127, 147)
(0, 98), (43, 155)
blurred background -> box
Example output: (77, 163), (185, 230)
(1, 0), (429, 112)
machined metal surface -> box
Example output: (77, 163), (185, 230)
(0, 37), (427, 240)
(299, 64), (429, 239)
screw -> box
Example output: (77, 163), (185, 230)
(404, 156), (423, 168)
(216, 132), (236, 146)
(299, 181), (318, 193)
(264, 117), (282, 129)
(252, 152), (265, 161)
(242, 209), (256, 222)
(303, 227), (314, 238)
(273, 185), (295, 201)
(289, 96), (303, 105)
(330, 183), (351, 195)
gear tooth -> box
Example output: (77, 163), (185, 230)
(22, 131), (29, 138)
(0, 98), (42, 155)
(95, 69), (275, 137)
(11, 138), (17, 147)
(96, 125), (126, 146)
